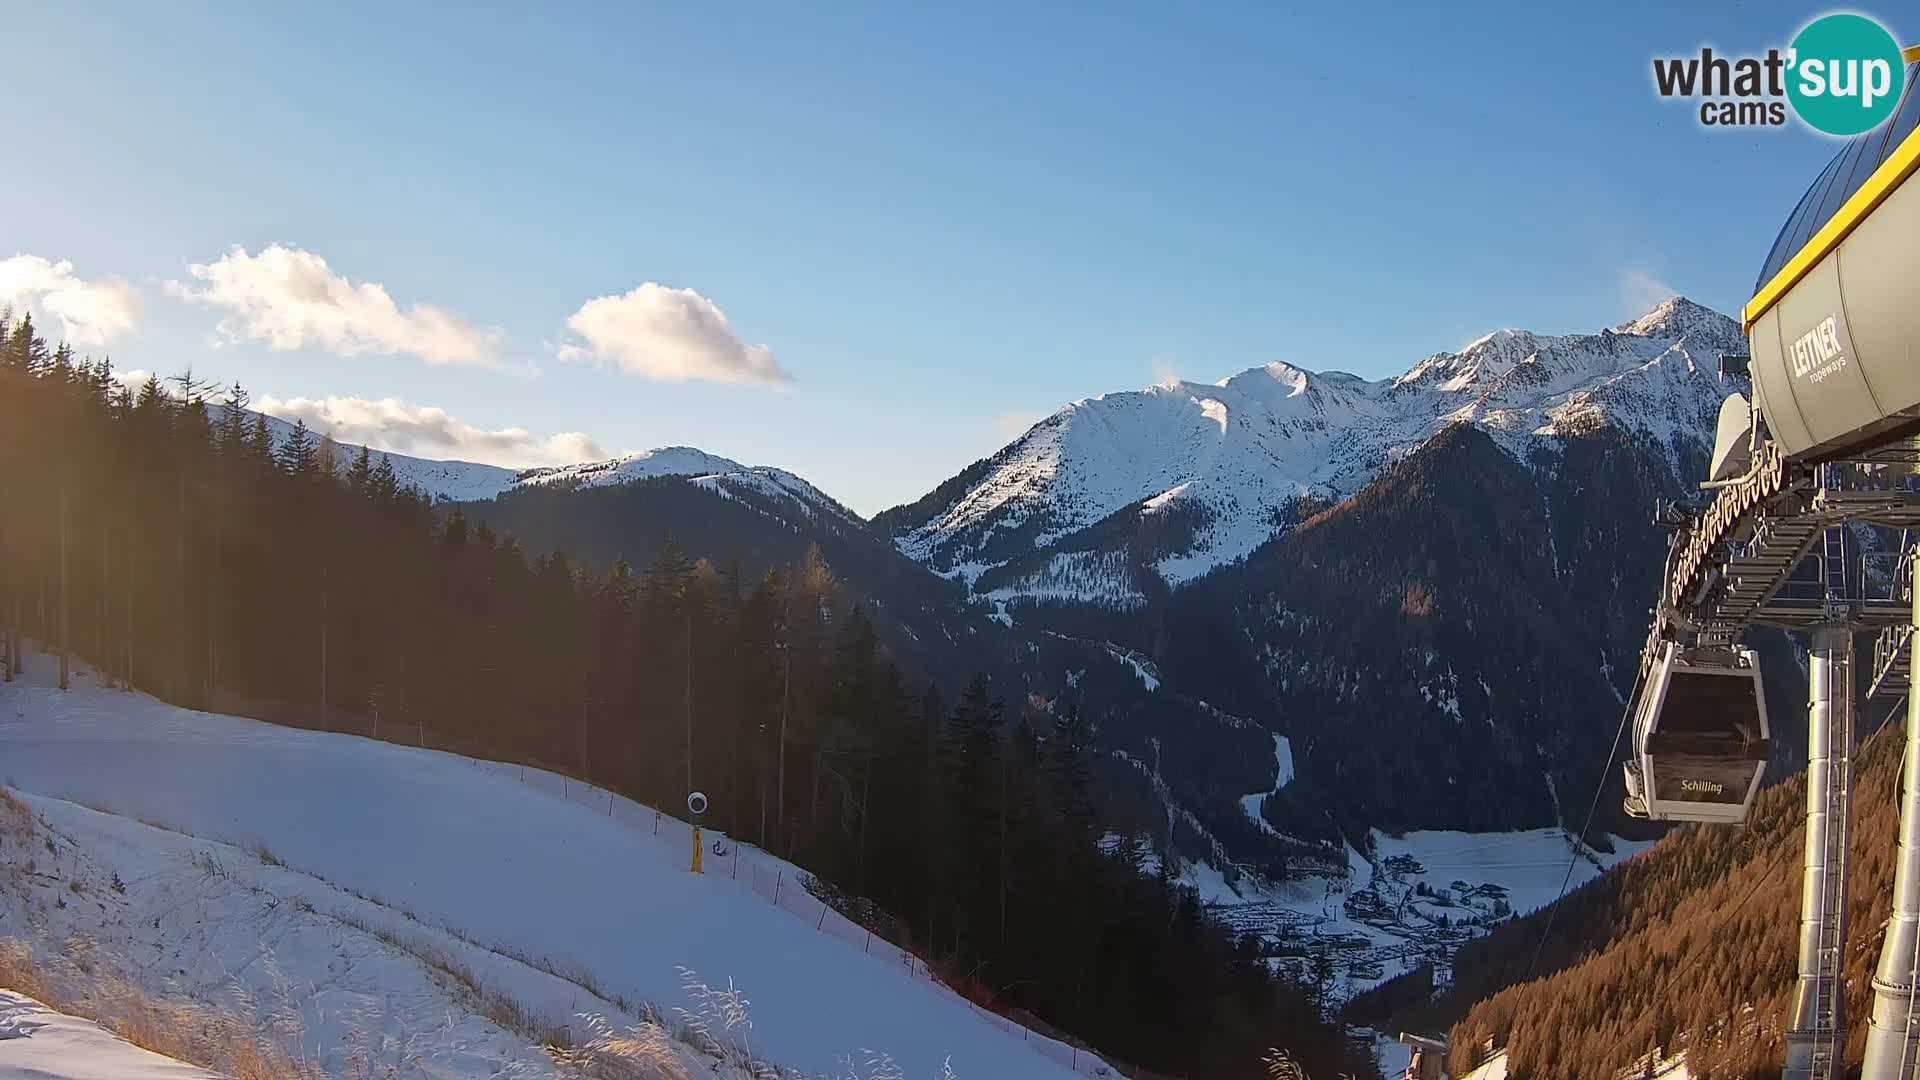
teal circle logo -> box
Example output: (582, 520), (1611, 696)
(1787, 14), (1906, 136)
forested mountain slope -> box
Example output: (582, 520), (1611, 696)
(456, 472), (1007, 685)
(1410, 696), (1907, 1079)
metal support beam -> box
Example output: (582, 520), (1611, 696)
(1865, 579), (1920, 1078)
(1787, 626), (1856, 1080)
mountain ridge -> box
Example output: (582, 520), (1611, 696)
(250, 411), (858, 528)
(249, 296), (1750, 859)
(877, 296), (1743, 605)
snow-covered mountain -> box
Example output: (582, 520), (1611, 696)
(253, 411), (856, 525)
(878, 298), (1744, 606)
(513, 447), (862, 525)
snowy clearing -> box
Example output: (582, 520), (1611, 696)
(1366, 828), (1653, 919)
(1235, 734), (1294, 839)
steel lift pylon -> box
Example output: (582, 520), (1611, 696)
(1785, 537), (1858, 1080)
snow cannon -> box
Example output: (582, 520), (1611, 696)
(1745, 62), (1920, 462)
(1622, 641), (1771, 824)
(687, 791), (710, 874)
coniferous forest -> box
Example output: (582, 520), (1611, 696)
(0, 312), (1370, 1079)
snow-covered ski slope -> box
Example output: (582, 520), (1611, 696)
(4, 780), (784, 1077)
(0, 991), (219, 1079)
(0, 653), (1090, 1079)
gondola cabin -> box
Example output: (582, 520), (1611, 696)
(1624, 642), (1771, 824)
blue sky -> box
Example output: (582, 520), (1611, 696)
(0, 2), (1894, 515)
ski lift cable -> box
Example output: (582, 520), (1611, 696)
(1524, 692), (1902, 1063)
(1528, 659), (1646, 980)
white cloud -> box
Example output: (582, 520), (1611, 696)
(0, 254), (140, 346)
(993, 411), (1046, 442)
(170, 245), (503, 366)
(1149, 354), (1183, 387)
(111, 368), (155, 397)
(557, 283), (788, 386)
(1619, 266), (1678, 318)
(255, 394), (603, 467)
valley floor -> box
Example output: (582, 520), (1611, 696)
(1192, 827), (1649, 1003)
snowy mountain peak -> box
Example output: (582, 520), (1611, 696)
(884, 298), (1745, 604)
(1224, 361), (1314, 396)
(1612, 295), (1729, 340)
(510, 447), (861, 526)
(515, 446), (751, 489)
(249, 416), (856, 525)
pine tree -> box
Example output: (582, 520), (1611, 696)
(220, 383), (251, 452)
(942, 673), (1004, 956)
(2, 313), (49, 373)
(276, 419), (316, 477)
(1048, 703), (1097, 843)
(371, 453), (399, 500)
(347, 444), (374, 492)
(48, 342), (75, 387)
(248, 414), (273, 463)
(89, 355), (117, 408)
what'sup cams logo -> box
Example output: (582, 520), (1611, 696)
(1653, 12), (1912, 135)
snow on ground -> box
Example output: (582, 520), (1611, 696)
(1455, 1045), (1689, 1080)
(2, 790), (668, 1077)
(1370, 1033), (1412, 1080)
(1270, 735), (1295, 788)
(0, 990), (220, 1079)
(1621, 1050), (1693, 1079)
(1100, 642), (1160, 691)
(0, 650), (1089, 1079)
(1237, 734), (1295, 839)
(1366, 828), (1652, 919)
(1460, 1049), (1509, 1080)
(1195, 825), (1650, 1008)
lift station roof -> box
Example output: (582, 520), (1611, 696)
(1745, 57), (1920, 462)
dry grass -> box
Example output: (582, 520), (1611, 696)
(249, 839), (285, 867)
(544, 1013), (693, 1079)
(328, 908), (580, 1052)
(0, 787), (30, 842)
(0, 938), (325, 1079)
(1262, 1048), (1357, 1080)
(0, 937), (55, 1003)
